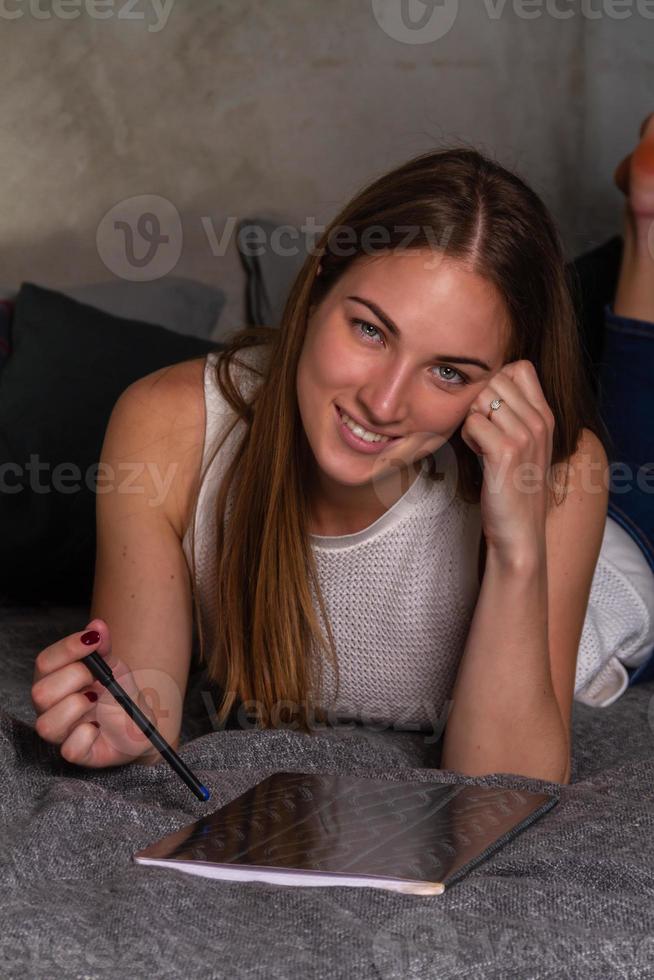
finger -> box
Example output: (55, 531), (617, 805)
(33, 619), (112, 683)
(482, 378), (544, 442)
(489, 375), (554, 460)
(463, 407), (507, 457)
(32, 659), (102, 714)
(472, 373), (549, 444)
(496, 361), (554, 426)
(60, 720), (102, 767)
(34, 691), (100, 746)
(466, 376), (546, 459)
(79, 618), (123, 671)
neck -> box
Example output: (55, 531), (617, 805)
(306, 456), (423, 537)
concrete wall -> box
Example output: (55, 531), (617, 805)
(0, 0), (651, 337)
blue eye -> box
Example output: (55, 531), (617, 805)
(350, 318), (469, 387)
(352, 318), (382, 343)
(433, 365), (467, 386)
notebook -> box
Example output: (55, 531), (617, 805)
(132, 771), (558, 895)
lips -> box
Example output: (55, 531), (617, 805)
(335, 404), (402, 440)
(333, 404), (397, 456)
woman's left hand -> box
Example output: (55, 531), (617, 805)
(460, 359), (556, 565)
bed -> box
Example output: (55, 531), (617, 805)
(2, 601), (653, 980)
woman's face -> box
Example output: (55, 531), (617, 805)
(296, 248), (508, 496)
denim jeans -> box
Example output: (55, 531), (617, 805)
(598, 303), (654, 685)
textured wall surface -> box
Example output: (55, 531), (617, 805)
(0, 0), (651, 337)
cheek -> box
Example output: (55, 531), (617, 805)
(413, 402), (463, 442)
(295, 350), (318, 424)
(302, 328), (362, 393)
(296, 348), (336, 429)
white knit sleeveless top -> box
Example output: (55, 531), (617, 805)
(182, 346), (654, 724)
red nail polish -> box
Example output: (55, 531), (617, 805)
(81, 630), (100, 646)
(85, 691), (98, 702)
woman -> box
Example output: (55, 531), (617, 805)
(31, 116), (654, 785)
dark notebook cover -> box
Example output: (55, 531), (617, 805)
(133, 771), (558, 895)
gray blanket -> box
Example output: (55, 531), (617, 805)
(2, 603), (653, 980)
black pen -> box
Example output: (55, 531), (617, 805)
(82, 651), (210, 803)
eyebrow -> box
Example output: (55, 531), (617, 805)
(347, 295), (493, 372)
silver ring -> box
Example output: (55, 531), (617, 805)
(487, 397), (504, 419)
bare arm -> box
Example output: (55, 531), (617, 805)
(440, 429), (608, 784)
(89, 360), (206, 764)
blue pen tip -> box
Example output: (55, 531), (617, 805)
(199, 784), (210, 801)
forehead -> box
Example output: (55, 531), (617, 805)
(338, 250), (509, 365)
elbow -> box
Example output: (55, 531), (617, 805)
(559, 760), (572, 785)
(440, 753), (572, 785)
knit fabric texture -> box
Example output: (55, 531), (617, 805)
(3, 601), (654, 979)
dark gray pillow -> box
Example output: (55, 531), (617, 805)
(237, 217), (308, 328)
(0, 283), (220, 603)
(63, 276), (225, 339)
(0, 276), (226, 341)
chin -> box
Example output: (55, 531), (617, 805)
(314, 450), (373, 487)
(324, 435), (407, 486)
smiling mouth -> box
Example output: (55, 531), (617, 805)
(336, 404), (403, 442)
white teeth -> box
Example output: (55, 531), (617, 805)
(339, 408), (391, 443)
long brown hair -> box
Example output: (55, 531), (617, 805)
(188, 147), (609, 735)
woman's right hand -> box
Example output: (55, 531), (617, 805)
(31, 618), (159, 769)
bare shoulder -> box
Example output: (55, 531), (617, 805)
(551, 426), (609, 502)
(111, 355), (210, 540)
(546, 427), (609, 539)
(110, 344), (270, 539)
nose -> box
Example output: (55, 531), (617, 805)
(356, 363), (411, 430)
